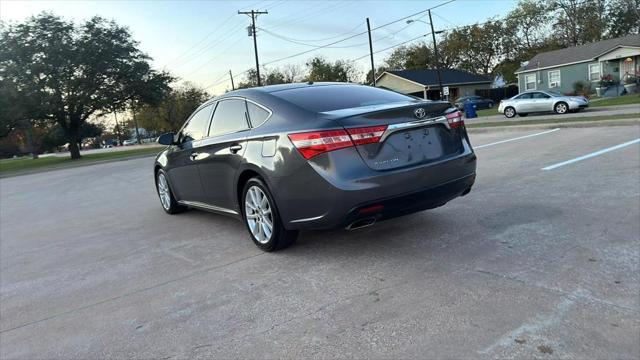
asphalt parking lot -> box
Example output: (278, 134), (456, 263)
(1, 124), (639, 359)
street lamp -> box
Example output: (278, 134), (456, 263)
(407, 17), (445, 100)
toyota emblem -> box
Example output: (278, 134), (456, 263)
(414, 108), (426, 119)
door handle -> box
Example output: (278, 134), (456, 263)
(229, 144), (243, 153)
(190, 152), (210, 161)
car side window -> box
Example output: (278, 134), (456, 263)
(516, 93), (532, 100)
(180, 104), (213, 143)
(532, 92), (550, 99)
(208, 99), (250, 137)
(246, 102), (270, 127)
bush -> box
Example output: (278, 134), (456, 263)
(572, 81), (590, 96)
(624, 75), (637, 85)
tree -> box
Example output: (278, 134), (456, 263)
(606, 0), (640, 38)
(281, 64), (303, 83)
(0, 13), (172, 159)
(236, 69), (262, 89)
(439, 19), (505, 76)
(365, 66), (387, 85)
(305, 56), (361, 82)
(137, 83), (210, 133)
(384, 43), (434, 70)
(551, 0), (608, 46)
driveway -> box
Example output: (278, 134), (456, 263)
(1, 125), (639, 358)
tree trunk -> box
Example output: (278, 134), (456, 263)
(113, 111), (123, 146)
(67, 127), (82, 160)
(21, 120), (38, 160)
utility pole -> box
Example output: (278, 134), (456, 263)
(229, 69), (235, 90)
(238, 9), (268, 86)
(428, 10), (444, 100)
(366, 18), (376, 86)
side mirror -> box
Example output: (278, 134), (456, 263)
(157, 132), (175, 145)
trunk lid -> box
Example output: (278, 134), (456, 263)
(321, 101), (465, 171)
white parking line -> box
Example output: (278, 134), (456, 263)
(474, 128), (560, 149)
(542, 138), (640, 171)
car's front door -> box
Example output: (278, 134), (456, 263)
(166, 104), (214, 202)
(531, 92), (553, 111)
(196, 98), (251, 212)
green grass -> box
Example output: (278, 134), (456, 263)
(474, 108), (501, 117)
(590, 94), (640, 107)
(466, 113), (639, 128)
(0, 147), (162, 176)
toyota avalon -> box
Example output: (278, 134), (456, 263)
(154, 83), (477, 251)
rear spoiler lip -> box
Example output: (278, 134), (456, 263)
(318, 100), (451, 119)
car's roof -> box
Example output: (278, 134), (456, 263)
(220, 82), (360, 98)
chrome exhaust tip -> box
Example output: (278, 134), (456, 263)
(346, 217), (376, 230)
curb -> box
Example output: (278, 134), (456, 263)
(467, 118), (639, 133)
(0, 152), (159, 179)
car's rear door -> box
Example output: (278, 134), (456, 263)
(196, 98), (250, 212)
(166, 104), (214, 202)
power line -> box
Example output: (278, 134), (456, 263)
(170, 19), (248, 70)
(261, 0), (455, 66)
(161, 13), (237, 68)
(259, 27), (369, 49)
(352, 33), (430, 61)
(260, 21), (365, 43)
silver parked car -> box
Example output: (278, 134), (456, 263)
(498, 90), (589, 118)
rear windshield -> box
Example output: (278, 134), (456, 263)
(271, 84), (415, 112)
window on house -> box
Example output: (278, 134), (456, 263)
(588, 64), (600, 81)
(548, 70), (561, 87)
(525, 74), (536, 90)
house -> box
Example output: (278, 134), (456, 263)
(375, 69), (492, 100)
(515, 34), (640, 94)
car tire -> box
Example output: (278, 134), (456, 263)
(504, 106), (516, 118)
(156, 169), (185, 214)
(242, 177), (298, 252)
(519, 113), (528, 117)
(554, 102), (568, 114)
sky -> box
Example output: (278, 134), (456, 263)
(0, 0), (518, 96)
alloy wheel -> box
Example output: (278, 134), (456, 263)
(556, 103), (567, 113)
(505, 107), (515, 117)
(244, 185), (273, 244)
(157, 173), (171, 210)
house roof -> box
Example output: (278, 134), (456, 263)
(382, 69), (492, 87)
(516, 34), (640, 73)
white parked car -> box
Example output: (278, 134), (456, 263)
(122, 139), (137, 146)
(498, 90), (589, 118)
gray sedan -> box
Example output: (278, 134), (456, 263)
(154, 83), (476, 251)
(498, 90), (589, 118)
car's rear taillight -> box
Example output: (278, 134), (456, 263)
(446, 110), (464, 128)
(346, 125), (387, 145)
(288, 130), (353, 159)
(288, 125), (388, 159)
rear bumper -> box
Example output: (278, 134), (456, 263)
(273, 139), (477, 230)
(341, 173), (475, 229)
